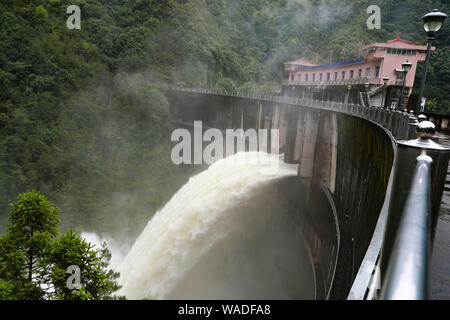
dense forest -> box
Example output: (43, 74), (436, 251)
(0, 0), (449, 242)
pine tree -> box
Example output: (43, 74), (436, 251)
(43, 229), (123, 300)
(0, 191), (59, 299)
(0, 191), (123, 300)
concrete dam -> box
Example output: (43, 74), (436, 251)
(167, 88), (450, 300)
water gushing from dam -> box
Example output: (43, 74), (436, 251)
(116, 152), (316, 300)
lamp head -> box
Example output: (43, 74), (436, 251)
(383, 77), (389, 85)
(422, 9), (447, 33)
(402, 60), (413, 73)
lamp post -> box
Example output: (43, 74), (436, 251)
(416, 9), (447, 114)
(346, 85), (352, 104)
(322, 85), (326, 101)
(382, 77), (389, 108)
(398, 60), (412, 111)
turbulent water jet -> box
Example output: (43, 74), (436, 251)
(117, 152), (315, 299)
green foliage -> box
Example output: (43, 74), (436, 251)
(426, 98), (439, 112)
(33, 5), (49, 24)
(43, 229), (123, 300)
(2, 191), (60, 299)
(0, 191), (122, 300)
(215, 75), (237, 92)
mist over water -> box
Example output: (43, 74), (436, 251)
(115, 152), (315, 300)
(80, 232), (130, 271)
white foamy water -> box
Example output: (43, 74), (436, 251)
(81, 232), (129, 271)
(116, 152), (313, 300)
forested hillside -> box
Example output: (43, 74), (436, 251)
(0, 0), (449, 239)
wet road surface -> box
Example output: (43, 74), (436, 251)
(430, 132), (450, 300)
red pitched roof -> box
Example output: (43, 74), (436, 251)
(363, 37), (433, 51)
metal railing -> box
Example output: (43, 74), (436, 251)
(170, 86), (418, 141)
(283, 77), (381, 87)
(380, 154), (432, 299)
(367, 84), (387, 97)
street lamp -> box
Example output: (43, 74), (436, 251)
(416, 9), (447, 114)
(398, 60), (412, 110)
(402, 60), (413, 73)
(346, 84), (352, 104)
(382, 77), (389, 108)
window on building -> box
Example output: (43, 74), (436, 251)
(387, 48), (392, 54)
(297, 74), (301, 82)
(342, 71), (346, 80)
(327, 72), (331, 81)
(312, 74), (316, 81)
(358, 69), (362, 78)
(319, 73), (322, 81)
(350, 70), (354, 79)
(401, 49), (407, 55)
(375, 66), (380, 78)
(291, 74), (294, 81)
(305, 74), (309, 82)
(334, 72), (338, 80)
(366, 68), (371, 78)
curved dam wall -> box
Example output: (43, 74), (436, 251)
(167, 90), (394, 299)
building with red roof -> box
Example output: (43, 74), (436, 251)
(283, 37), (433, 109)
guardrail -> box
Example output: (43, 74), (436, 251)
(170, 86), (418, 141)
(170, 86), (450, 300)
(380, 154), (432, 299)
(282, 77), (381, 87)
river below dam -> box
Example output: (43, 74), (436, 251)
(430, 131), (450, 299)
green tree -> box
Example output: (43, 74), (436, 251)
(0, 191), (60, 299)
(215, 75), (237, 92)
(43, 229), (123, 300)
(426, 98), (439, 112)
(0, 191), (122, 300)
(33, 5), (49, 24)
(0, 234), (32, 299)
